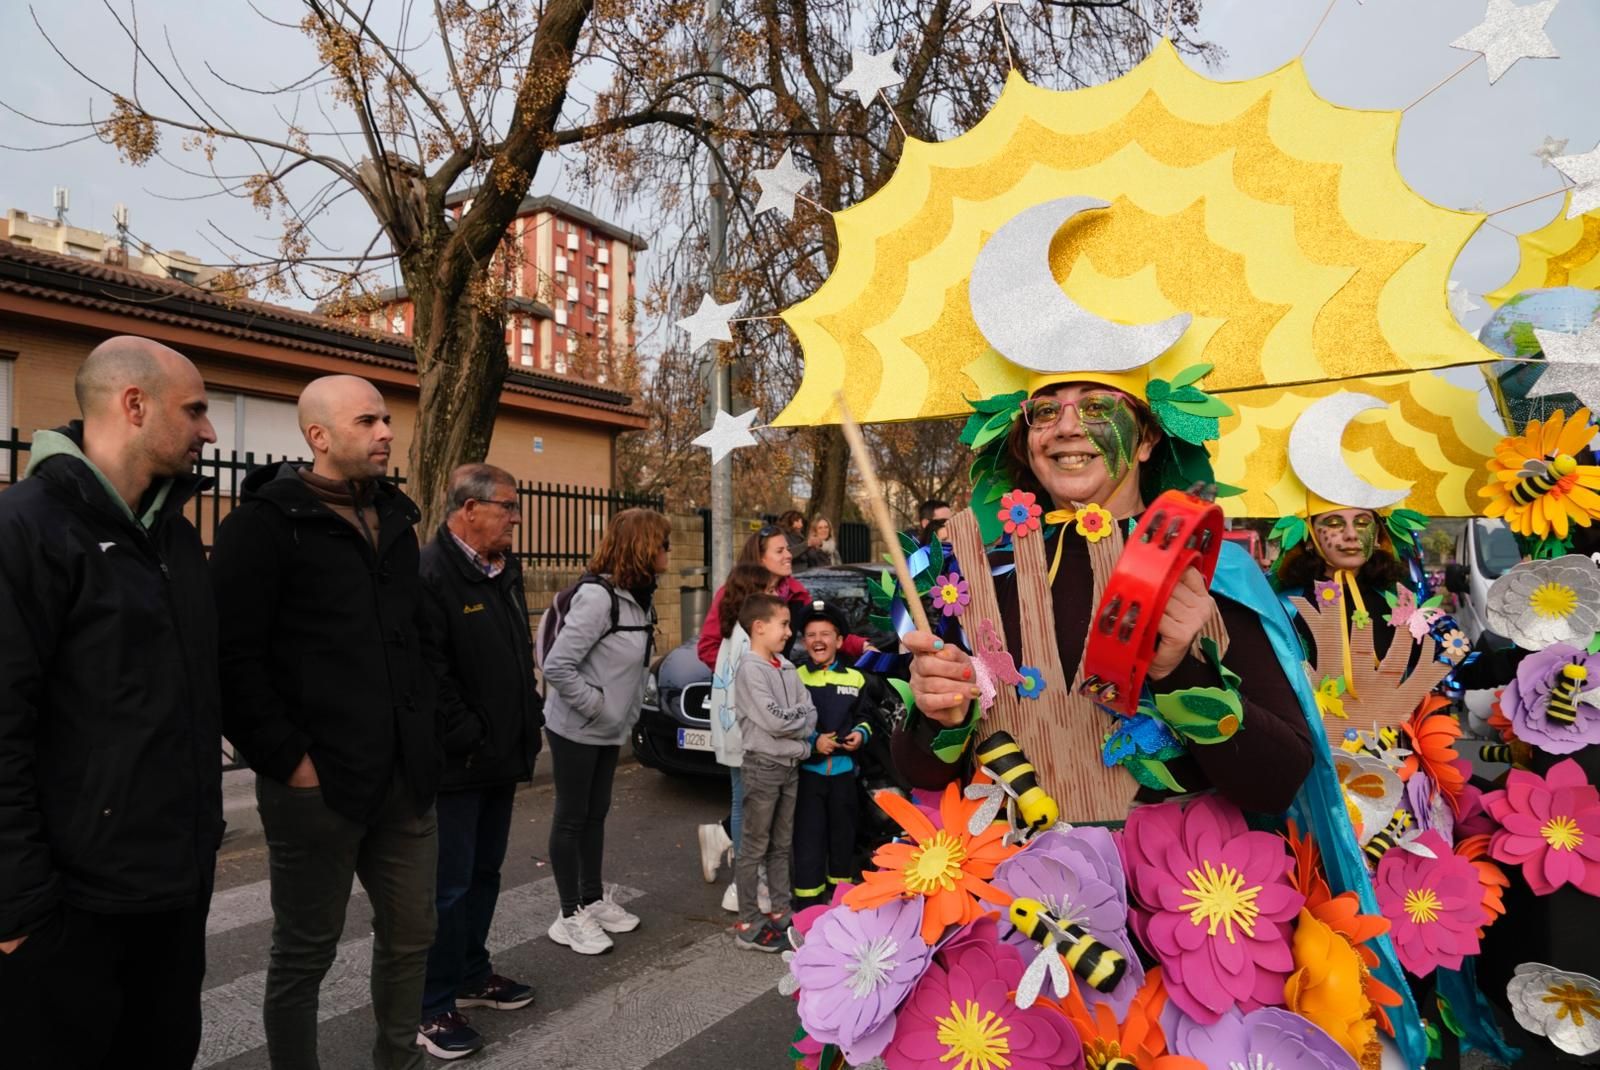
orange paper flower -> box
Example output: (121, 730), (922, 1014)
(1480, 407), (1600, 541)
(845, 783), (1018, 945)
(1454, 833), (1510, 936)
(1400, 696), (1468, 812)
(1049, 967), (1205, 1070)
(1285, 907), (1377, 1062)
(1285, 820), (1333, 910)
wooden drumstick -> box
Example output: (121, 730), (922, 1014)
(836, 393), (933, 636)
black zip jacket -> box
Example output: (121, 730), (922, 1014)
(420, 523), (543, 792)
(211, 463), (438, 822)
(0, 424), (223, 940)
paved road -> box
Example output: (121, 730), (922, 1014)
(205, 761), (799, 1069)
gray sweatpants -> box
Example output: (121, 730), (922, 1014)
(257, 773), (438, 1070)
(735, 753), (799, 927)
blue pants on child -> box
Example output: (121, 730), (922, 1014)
(793, 769), (858, 908)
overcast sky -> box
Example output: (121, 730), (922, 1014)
(2, 0), (1597, 346)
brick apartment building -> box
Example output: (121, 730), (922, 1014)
(369, 192), (645, 383)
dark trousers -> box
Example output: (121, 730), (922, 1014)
(0, 900), (208, 1069)
(257, 774), (438, 1070)
(546, 729), (619, 916)
(736, 753), (798, 927)
(793, 769), (859, 906)
(422, 782), (517, 1019)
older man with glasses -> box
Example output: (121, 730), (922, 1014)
(414, 464), (544, 1059)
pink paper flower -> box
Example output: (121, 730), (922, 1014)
(999, 490), (1043, 539)
(934, 573), (970, 617)
(1119, 796), (1305, 1023)
(1373, 829), (1488, 977)
(886, 916), (1083, 1070)
(1482, 760), (1600, 897)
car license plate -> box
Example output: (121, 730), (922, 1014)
(677, 727), (713, 752)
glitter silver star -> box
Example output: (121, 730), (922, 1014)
(1534, 135), (1570, 165)
(836, 47), (903, 107)
(1448, 280), (1482, 319)
(966, 0), (1021, 16)
(1531, 317), (1600, 411)
(693, 407), (762, 465)
(675, 294), (740, 351)
(1550, 142), (1600, 219)
(1449, 0), (1560, 84)
(751, 149), (812, 219)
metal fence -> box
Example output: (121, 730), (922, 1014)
(0, 430), (664, 567)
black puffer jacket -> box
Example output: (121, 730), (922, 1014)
(0, 424), (223, 940)
(211, 463), (438, 822)
(419, 524), (543, 791)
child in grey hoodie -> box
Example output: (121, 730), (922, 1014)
(730, 593), (816, 952)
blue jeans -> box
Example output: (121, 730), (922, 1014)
(729, 765), (744, 857)
(421, 783), (517, 1019)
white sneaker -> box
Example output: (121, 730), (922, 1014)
(547, 907), (613, 955)
(721, 882), (738, 913)
(585, 886), (640, 933)
(697, 823), (732, 883)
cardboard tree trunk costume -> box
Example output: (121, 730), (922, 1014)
(763, 40), (1536, 1070)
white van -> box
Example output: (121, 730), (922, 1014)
(1444, 518), (1523, 645)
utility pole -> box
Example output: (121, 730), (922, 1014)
(706, 0), (735, 590)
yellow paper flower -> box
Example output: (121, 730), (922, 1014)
(1284, 908), (1377, 1062)
(1480, 408), (1600, 541)
(1075, 503), (1115, 543)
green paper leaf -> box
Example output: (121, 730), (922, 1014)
(897, 531), (921, 559)
(1127, 756), (1186, 793)
(1269, 515), (1309, 550)
(1154, 685), (1245, 744)
(1169, 363), (1214, 389)
(1169, 394), (1234, 418)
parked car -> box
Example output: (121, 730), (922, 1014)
(631, 565), (899, 776)
(1445, 517), (1523, 645)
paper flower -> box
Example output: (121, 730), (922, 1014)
(1507, 963), (1600, 1057)
(1480, 408), (1600, 542)
(1314, 579), (1342, 608)
(1285, 907), (1376, 1062)
(1482, 760), (1600, 897)
(886, 918), (1084, 1070)
(933, 573), (970, 617)
(1016, 665), (1046, 700)
(994, 826), (1144, 1017)
(1074, 503), (1114, 543)
(1486, 554), (1600, 650)
(846, 783), (1019, 946)
(790, 895), (933, 1064)
(1452, 834), (1509, 936)
(999, 490), (1043, 539)
(1503, 644), (1600, 755)
(1120, 795), (1305, 1023)
(1164, 1004), (1359, 1070)
(1373, 829), (1488, 977)
(1350, 608), (1371, 631)
(1315, 676), (1348, 721)
(1439, 628), (1472, 664)
(1050, 967), (1204, 1070)
(1399, 698), (1468, 813)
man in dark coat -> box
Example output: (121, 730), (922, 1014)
(212, 374), (438, 1070)
(414, 463), (544, 1059)
(0, 336), (224, 1068)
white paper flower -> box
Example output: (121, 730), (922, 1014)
(1486, 555), (1600, 651)
(1508, 963), (1600, 1056)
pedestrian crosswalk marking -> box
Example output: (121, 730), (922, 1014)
(197, 878), (642, 1067)
(472, 931), (787, 1070)
(207, 878), (367, 937)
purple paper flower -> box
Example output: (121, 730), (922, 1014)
(790, 895), (933, 1064)
(1503, 644), (1600, 755)
(1120, 795), (1305, 1023)
(1313, 579), (1342, 609)
(1163, 1003), (1359, 1070)
(994, 826), (1145, 1016)
(933, 573), (970, 617)
(1405, 770), (1455, 844)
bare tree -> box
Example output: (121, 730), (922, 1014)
(594, 0), (1215, 524)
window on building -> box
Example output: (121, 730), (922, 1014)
(205, 390), (307, 488)
(389, 313), (406, 335)
(554, 219), (564, 232)
(585, 256), (594, 269)
(585, 281), (594, 294)
(0, 353), (13, 481)
(170, 268), (198, 285)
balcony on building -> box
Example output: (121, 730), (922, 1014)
(598, 272), (610, 290)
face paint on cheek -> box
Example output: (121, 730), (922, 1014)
(1356, 521), (1377, 559)
(1084, 398), (1140, 480)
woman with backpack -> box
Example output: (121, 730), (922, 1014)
(540, 508), (668, 955)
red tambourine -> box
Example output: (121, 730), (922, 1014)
(1079, 487), (1224, 716)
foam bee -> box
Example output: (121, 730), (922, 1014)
(1362, 809), (1414, 867)
(1479, 743), (1512, 765)
(964, 731), (1059, 839)
(1546, 662), (1589, 726)
(1510, 453), (1578, 507)
(1008, 897), (1128, 1009)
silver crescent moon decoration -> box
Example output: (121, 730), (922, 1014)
(1287, 393), (1410, 510)
(967, 196), (1192, 375)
